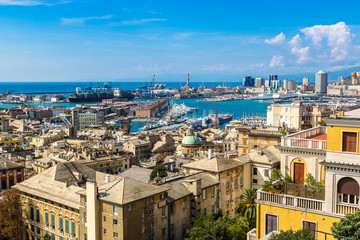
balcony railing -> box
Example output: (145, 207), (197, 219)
(336, 203), (360, 215)
(257, 190), (324, 212)
(281, 126), (327, 150)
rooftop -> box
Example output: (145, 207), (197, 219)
(281, 126), (327, 150)
(183, 155), (246, 173)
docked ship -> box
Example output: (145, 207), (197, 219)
(67, 82), (133, 103)
(257, 92), (297, 100)
(209, 113), (233, 124)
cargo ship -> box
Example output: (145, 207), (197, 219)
(67, 82), (133, 103)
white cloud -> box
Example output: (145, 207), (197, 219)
(289, 34), (302, 47)
(269, 55), (284, 67)
(291, 46), (310, 63)
(330, 47), (348, 62)
(61, 15), (112, 25)
(108, 18), (167, 26)
(0, 0), (69, 6)
(301, 22), (351, 48)
(300, 22), (352, 62)
(265, 32), (285, 45)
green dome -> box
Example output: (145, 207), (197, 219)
(182, 135), (201, 146)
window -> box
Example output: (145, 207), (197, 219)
(338, 177), (360, 205)
(71, 221), (75, 236)
(182, 198), (186, 208)
(182, 218), (186, 225)
(253, 167), (258, 175)
(203, 189), (206, 200)
(226, 200), (230, 206)
(65, 219), (69, 234)
(266, 137), (270, 142)
(113, 232), (118, 238)
(265, 214), (278, 235)
(150, 222), (154, 229)
(227, 170), (230, 176)
(303, 221), (317, 239)
(58, 217), (63, 232)
(45, 212), (49, 226)
(150, 196), (154, 203)
(149, 210), (154, 216)
(103, 216), (106, 223)
(342, 132), (357, 153)
(234, 179), (238, 188)
(235, 168), (238, 173)
(203, 208), (207, 215)
(264, 169), (269, 177)
(127, 204), (132, 212)
(113, 219), (118, 225)
(253, 179), (258, 184)
(169, 203), (174, 214)
(212, 186), (215, 196)
(50, 214), (55, 228)
(113, 205), (118, 215)
(161, 207), (166, 218)
(254, 136), (258, 142)
(30, 207), (34, 220)
(104, 229), (107, 236)
(211, 205), (215, 213)
(226, 182), (230, 192)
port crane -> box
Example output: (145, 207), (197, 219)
(139, 74), (156, 98)
(41, 102), (72, 126)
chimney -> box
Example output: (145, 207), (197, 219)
(86, 180), (100, 240)
(105, 175), (110, 183)
(208, 149), (212, 159)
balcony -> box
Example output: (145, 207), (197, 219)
(257, 190), (324, 212)
(281, 126), (327, 150)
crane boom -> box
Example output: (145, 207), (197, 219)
(42, 102), (71, 126)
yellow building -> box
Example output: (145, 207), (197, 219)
(238, 128), (282, 155)
(15, 162), (117, 240)
(256, 116), (360, 240)
(31, 130), (65, 147)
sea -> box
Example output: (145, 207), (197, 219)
(0, 82), (273, 131)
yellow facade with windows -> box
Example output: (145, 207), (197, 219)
(257, 204), (341, 240)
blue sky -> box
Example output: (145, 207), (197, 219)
(0, 0), (360, 82)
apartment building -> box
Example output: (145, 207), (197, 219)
(123, 138), (152, 160)
(0, 159), (24, 191)
(71, 109), (105, 129)
(238, 127), (282, 155)
(256, 116), (360, 240)
(31, 130), (66, 147)
(267, 102), (331, 130)
(15, 162), (117, 240)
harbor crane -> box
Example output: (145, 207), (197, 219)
(41, 102), (72, 126)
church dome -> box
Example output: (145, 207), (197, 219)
(182, 135), (201, 146)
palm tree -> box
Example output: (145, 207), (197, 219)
(236, 188), (257, 229)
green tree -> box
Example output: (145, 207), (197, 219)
(186, 215), (249, 240)
(149, 165), (167, 181)
(331, 211), (360, 239)
(0, 188), (25, 240)
(268, 229), (314, 240)
(44, 234), (52, 240)
(236, 188), (257, 229)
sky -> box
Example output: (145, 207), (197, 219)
(1, 0), (360, 82)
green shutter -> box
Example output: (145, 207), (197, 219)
(71, 221), (75, 236)
(51, 214), (55, 228)
(59, 217), (63, 231)
(65, 219), (69, 234)
(45, 212), (49, 226)
(36, 209), (40, 222)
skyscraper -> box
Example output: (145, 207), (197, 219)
(315, 70), (328, 94)
(255, 78), (265, 88)
(302, 77), (309, 86)
(283, 79), (289, 90)
(242, 76), (255, 87)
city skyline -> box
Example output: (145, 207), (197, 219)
(1, 0), (360, 82)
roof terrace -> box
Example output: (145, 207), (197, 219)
(281, 126), (327, 150)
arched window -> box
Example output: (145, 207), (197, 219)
(338, 177), (359, 205)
